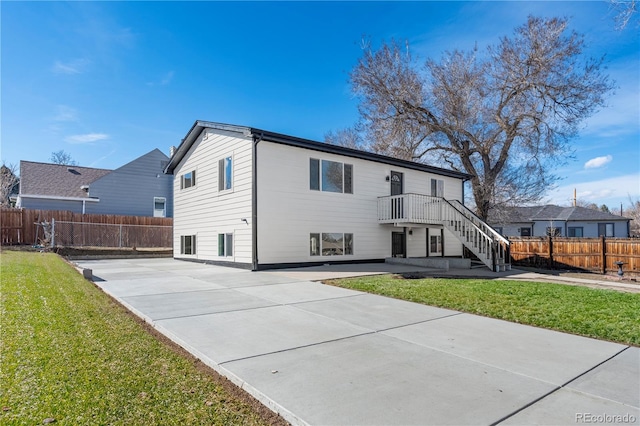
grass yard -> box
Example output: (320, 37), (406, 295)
(325, 275), (640, 346)
(0, 251), (285, 426)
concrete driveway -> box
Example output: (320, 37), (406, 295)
(75, 258), (639, 426)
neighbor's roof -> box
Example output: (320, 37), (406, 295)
(19, 161), (112, 199)
(164, 120), (473, 180)
(490, 205), (630, 223)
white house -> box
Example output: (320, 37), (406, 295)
(164, 121), (510, 271)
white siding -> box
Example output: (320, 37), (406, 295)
(256, 141), (464, 265)
(172, 129), (253, 264)
(407, 228), (427, 257)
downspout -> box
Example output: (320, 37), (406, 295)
(251, 133), (263, 271)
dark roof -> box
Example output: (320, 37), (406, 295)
(19, 161), (111, 198)
(165, 121), (473, 180)
(491, 205), (630, 223)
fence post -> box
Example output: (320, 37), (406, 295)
(601, 235), (606, 274)
(119, 224), (123, 248)
(51, 218), (55, 248)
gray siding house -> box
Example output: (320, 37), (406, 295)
(489, 205), (630, 238)
(18, 149), (173, 217)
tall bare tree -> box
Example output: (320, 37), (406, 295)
(0, 162), (19, 207)
(350, 16), (614, 220)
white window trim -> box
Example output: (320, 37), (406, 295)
(153, 197), (167, 218)
(310, 158), (353, 194)
(309, 232), (354, 257)
(218, 232), (234, 257)
(180, 169), (197, 190)
(180, 234), (196, 255)
(218, 155), (233, 193)
(430, 178), (445, 197)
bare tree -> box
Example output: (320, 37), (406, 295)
(610, 0), (638, 29)
(350, 16), (614, 220)
(324, 126), (369, 151)
(624, 195), (640, 236)
(50, 150), (78, 166)
(0, 162), (19, 207)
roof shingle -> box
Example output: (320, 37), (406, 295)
(19, 161), (112, 198)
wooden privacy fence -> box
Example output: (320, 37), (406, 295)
(1, 208), (173, 248)
(509, 236), (640, 274)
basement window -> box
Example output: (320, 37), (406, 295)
(180, 235), (196, 255)
(310, 233), (354, 256)
(218, 233), (233, 257)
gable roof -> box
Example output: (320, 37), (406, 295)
(19, 161), (111, 199)
(165, 120), (473, 180)
(491, 205), (630, 223)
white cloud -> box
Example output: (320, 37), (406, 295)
(52, 59), (91, 75)
(65, 133), (109, 144)
(584, 155), (613, 169)
(53, 105), (78, 122)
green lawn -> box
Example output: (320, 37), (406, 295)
(325, 275), (640, 346)
(0, 251), (280, 425)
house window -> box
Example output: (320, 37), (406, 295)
(546, 227), (561, 237)
(598, 223), (614, 237)
(310, 158), (353, 194)
(310, 233), (320, 256)
(218, 233), (233, 257)
(494, 227), (504, 235)
(520, 227), (531, 236)
(310, 233), (354, 256)
(180, 170), (196, 189)
(430, 179), (444, 197)
(153, 197), (166, 218)
(310, 159), (320, 190)
(180, 235), (196, 255)
(430, 235), (442, 253)
(344, 233), (354, 255)
(218, 156), (232, 191)
(568, 227), (583, 237)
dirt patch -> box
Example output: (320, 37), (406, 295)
(2, 245), (172, 258)
(515, 266), (639, 282)
(55, 246), (172, 258)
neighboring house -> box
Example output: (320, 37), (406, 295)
(489, 205), (630, 238)
(18, 149), (173, 217)
(165, 121), (510, 271)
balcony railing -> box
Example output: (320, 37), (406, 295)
(378, 193), (511, 271)
(377, 193), (443, 225)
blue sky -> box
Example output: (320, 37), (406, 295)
(2, 1), (638, 210)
